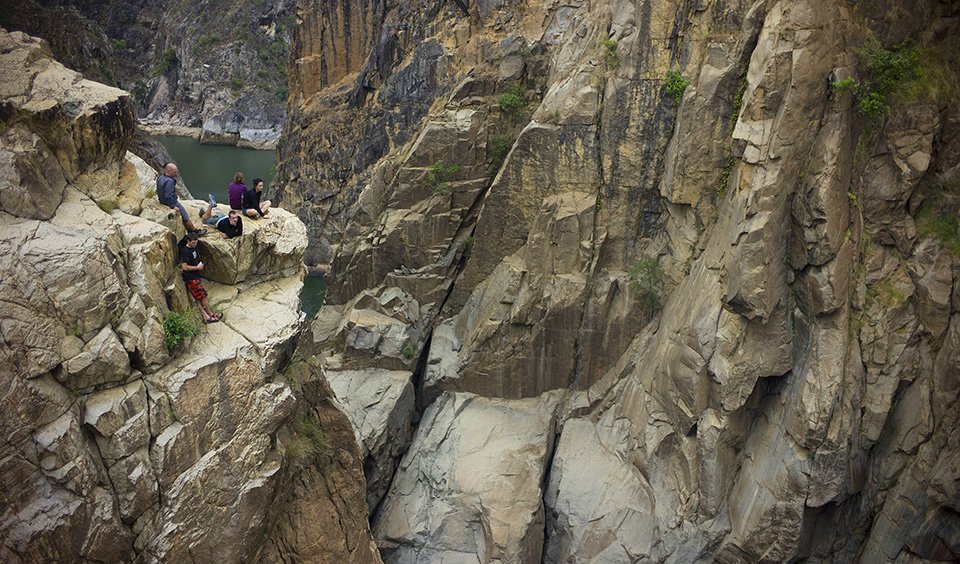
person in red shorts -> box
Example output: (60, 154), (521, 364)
(180, 232), (221, 323)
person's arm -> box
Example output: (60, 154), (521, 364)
(181, 260), (204, 272)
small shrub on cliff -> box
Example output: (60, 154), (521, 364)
(602, 39), (619, 68)
(498, 83), (527, 116)
(628, 256), (664, 312)
(831, 41), (923, 122)
(97, 199), (118, 214)
(423, 162), (461, 196)
(487, 135), (513, 178)
(665, 71), (689, 105)
(163, 310), (199, 351)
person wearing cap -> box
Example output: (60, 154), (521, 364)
(179, 232), (220, 323)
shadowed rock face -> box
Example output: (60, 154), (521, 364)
(280, 0), (960, 561)
(0, 27), (377, 563)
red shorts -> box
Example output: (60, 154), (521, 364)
(186, 279), (207, 302)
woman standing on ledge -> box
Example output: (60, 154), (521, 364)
(228, 171), (247, 210)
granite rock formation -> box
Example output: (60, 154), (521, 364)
(278, 0), (960, 561)
(0, 28), (375, 562)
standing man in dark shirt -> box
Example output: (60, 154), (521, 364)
(180, 232), (220, 323)
(158, 163), (206, 236)
(242, 177), (271, 218)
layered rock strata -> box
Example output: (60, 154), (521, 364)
(281, 0), (960, 561)
(0, 29), (375, 562)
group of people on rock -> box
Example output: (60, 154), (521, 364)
(155, 162), (274, 324)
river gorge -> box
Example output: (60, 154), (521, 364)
(1, 0), (959, 562)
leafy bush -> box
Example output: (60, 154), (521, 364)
(112, 38), (127, 50)
(423, 162), (461, 196)
(498, 83), (527, 115)
(602, 39), (618, 67)
(831, 41), (923, 122)
(665, 71), (689, 105)
(628, 256), (664, 312)
(163, 310), (199, 351)
(195, 34), (220, 51)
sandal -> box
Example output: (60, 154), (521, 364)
(212, 312), (223, 321)
(204, 317), (219, 324)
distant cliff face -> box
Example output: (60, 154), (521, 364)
(0, 28), (378, 562)
(0, 0), (294, 148)
(278, 0), (960, 561)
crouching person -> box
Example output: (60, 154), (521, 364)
(180, 232), (222, 323)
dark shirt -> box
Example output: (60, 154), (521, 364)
(242, 187), (265, 216)
(179, 245), (201, 282)
(228, 182), (247, 210)
(157, 175), (178, 207)
(216, 215), (243, 238)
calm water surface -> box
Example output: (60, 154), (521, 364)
(153, 135), (326, 315)
(153, 135), (277, 206)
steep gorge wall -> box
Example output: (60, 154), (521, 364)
(279, 0), (960, 561)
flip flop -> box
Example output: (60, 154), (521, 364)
(213, 312), (223, 321)
(204, 317), (220, 324)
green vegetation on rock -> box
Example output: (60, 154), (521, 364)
(152, 48), (178, 76)
(665, 71), (689, 105)
(629, 256), (664, 312)
(163, 310), (199, 351)
(602, 39), (618, 68)
(915, 182), (960, 255)
(830, 41), (923, 121)
(498, 83), (527, 116)
(423, 162), (461, 196)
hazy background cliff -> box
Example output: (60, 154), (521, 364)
(0, 0), (294, 147)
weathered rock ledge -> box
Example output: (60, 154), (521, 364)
(0, 28), (375, 563)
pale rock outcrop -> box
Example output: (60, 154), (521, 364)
(326, 368), (415, 513)
(374, 392), (561, 563)
(1, 26), (379, 563)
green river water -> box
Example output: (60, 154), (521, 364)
(153, 135), (325, 317)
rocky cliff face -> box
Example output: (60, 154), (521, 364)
(0, 28), (377, 562)
(278, 0), (960, 561)
(0, 0), (294, 148)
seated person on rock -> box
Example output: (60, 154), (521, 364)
(180, 232), (221, 323)
(157, 162), (206, 236)
(228, 172), (247, 211)
(242, 177), (271, 219)
(199, 206), (243, 239)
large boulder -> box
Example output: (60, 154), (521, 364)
(373, 392), (560, 562)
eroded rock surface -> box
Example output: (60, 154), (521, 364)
(278, 0), (960, 562)
(0, 27), (376, 563)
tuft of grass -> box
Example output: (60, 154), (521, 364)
(163, 310), (199, 351)
(97, 199), (118, 214)
(112, 38), (127, 50)
(287, 412), (332, 470)
(915, 184), (960, 255)
(422, 162), (461, 196)
(665, 71), (689, 105)
(628, 256), (664, 312)
(866, 278), (907, 308)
